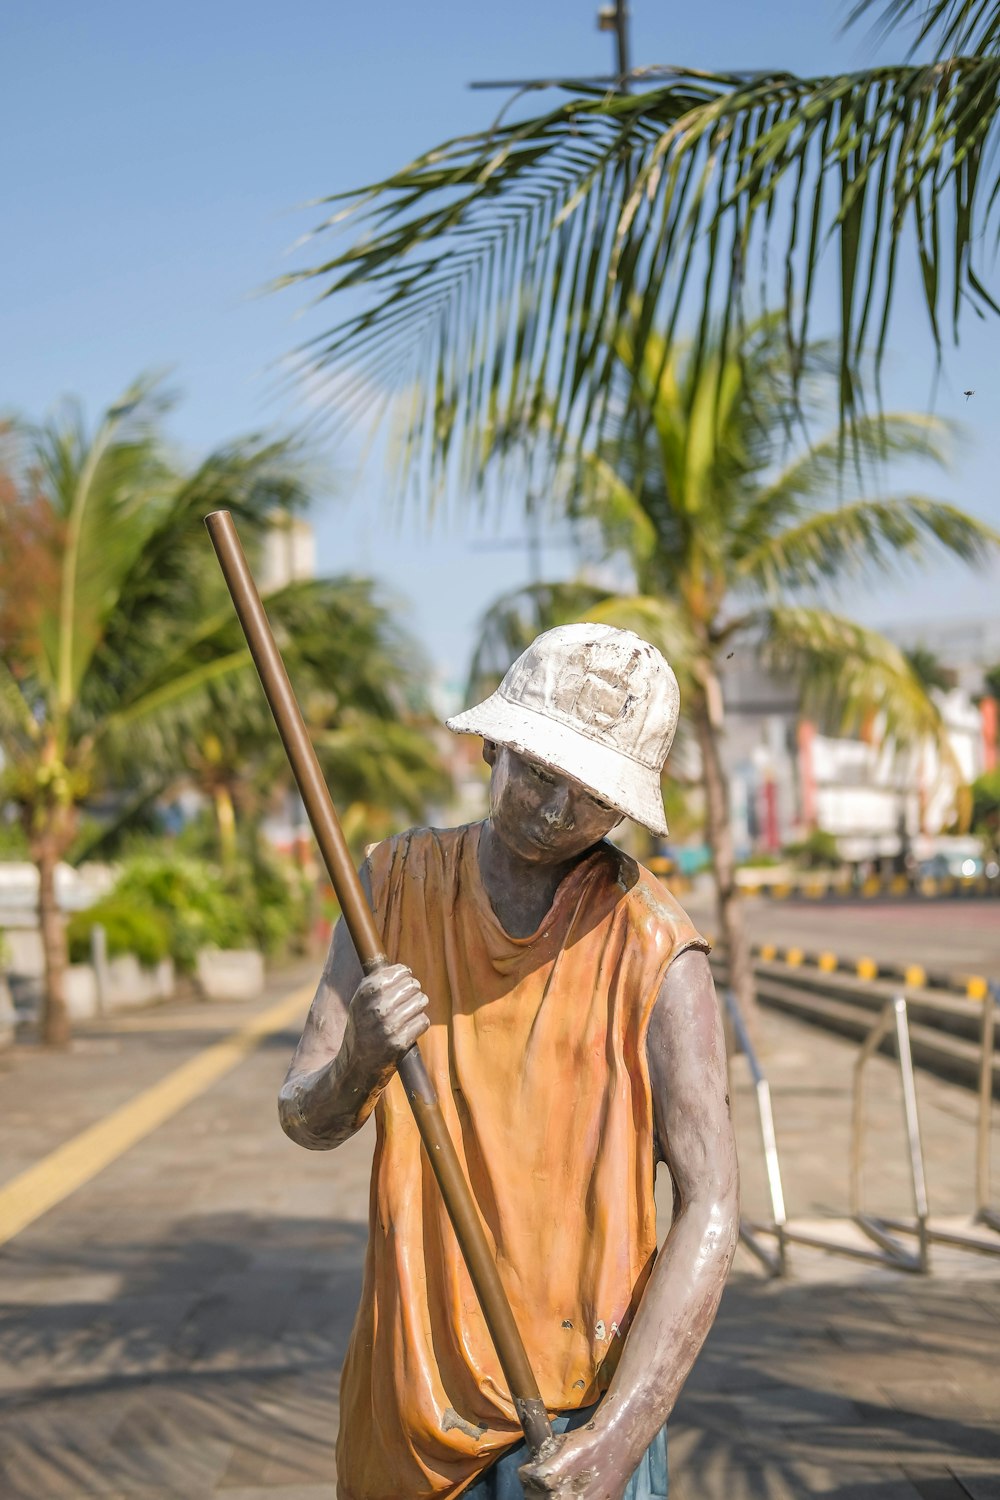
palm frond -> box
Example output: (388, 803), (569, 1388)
(0, 657), (40, 748)
(286, 56), (1000, 497)
(465, 580), (611, 699)
(99, 652), (254, 756)
(77, 436), (313, 736)
(33, 378), (174, 714)
(759, 604), (958, 763)
(737, 411), (951, 543)
(314, 716), (449, 820)
(737, 493), (1000, 592)
(850, 0), (1000, 57)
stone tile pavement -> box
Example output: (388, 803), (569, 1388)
(0, 971), (997, 1498)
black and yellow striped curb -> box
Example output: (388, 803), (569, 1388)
(646, 858), (999, 903)
(711, 940), (995, 1002)
(741, 874), (999, 901)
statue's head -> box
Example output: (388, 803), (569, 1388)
(447, 623), (679, 859)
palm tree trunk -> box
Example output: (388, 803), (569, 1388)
(692, 693), (758, 1035)
(36, 835), (71, 1047)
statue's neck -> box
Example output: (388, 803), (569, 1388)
(477, 821), (579, 939)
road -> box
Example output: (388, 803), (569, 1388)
(0, 964), (998, 1499)
(684, 893), (1000, 977)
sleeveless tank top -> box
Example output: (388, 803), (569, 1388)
(336, 823), (706, 1499)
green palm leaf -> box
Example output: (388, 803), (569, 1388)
(758, 603), (961, 771)
(738, 411), (951, 537)
(738, 494), (1000, 593)
(851, 0), (1000, 57)
(1, 385), (448, 1041)
(466, 580), (610, 700)
(285, 52), (1000, 490)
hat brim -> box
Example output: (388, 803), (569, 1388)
(446, 690), (669, 839)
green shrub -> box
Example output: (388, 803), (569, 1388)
(738, 852), (782, 869)
(112, 854), (253, 972)
(67, 899), (171, 967)
(783, 829), (841, 869)
(0, 820), (28, 859)
(225, 843), (311, 958)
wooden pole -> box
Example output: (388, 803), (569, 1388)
(204, 509), (553, 1456)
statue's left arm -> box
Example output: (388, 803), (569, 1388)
(520, 948), (739, 1499)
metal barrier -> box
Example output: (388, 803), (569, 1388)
(722, 988), (788, 1276)
(724, 987), (933, 1273)
(878, 978), (1000, 1259)
(850, 997), (930, 1272)
(725, 981), (1000, 1276)
(977, 982), (1000, 1236)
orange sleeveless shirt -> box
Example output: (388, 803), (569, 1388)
(336, 823), (706, 1500)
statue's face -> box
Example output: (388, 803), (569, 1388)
(485, 743), (621, 864)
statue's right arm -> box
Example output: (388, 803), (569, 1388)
(278, 863), (429, 1151)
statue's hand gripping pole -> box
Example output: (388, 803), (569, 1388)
(205, 510), (554, 1458)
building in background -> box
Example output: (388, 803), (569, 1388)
(258, 513), (318, 862)
(718, 616), (997, 869)
(258, 511), (316, 594)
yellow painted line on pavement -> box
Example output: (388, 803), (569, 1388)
(0, 984), (311, 1249)
(103, 1012), (266, 1032)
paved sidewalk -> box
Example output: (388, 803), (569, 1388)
(0, 975), (997, 1498)
(667, 1006), (1000, 1500)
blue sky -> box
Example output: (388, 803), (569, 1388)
(4, 1), (999, 696)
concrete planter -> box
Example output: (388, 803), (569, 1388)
(66, 963), (99, 1020)
(103, 955), (175, 1010)
(0, 975), (16, 1048)
(64, 956), (176, 1021)
(195, 947), (265, 1002)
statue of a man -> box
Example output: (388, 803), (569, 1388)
(280, 623), (739, 1500)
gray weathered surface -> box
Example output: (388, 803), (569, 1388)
(0, 974), (997, 1498)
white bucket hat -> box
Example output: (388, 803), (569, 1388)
(446, 623), (679, 837)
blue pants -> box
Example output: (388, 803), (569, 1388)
(464, 1408), (668, 1499)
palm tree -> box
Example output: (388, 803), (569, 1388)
(459, 322), (998, 1024)
(278, 1), (1000, 483)
(0, 385), (447, 1044)
(904, 644), (956, 693)
(167, 575), (450, 870)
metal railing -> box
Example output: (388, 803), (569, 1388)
(877, 978), (1000, 1260)
(725, 979), (1000, 1276)
(725, 987), (932, 1274)
(850, 997), (929, 1272)
(722, 988), (788, 1276)
(976, 981), (1000, 1236)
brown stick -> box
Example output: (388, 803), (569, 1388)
(204, 509), (553, 1456)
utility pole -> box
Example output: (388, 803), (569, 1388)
(597, 1), (630, 84)
(472, 0), (635, 93)
(467, 4), (635, 586)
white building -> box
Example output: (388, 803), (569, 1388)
(258, 512), (316, 594)
(717, 622), (996, 866)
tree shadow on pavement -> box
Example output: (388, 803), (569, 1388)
(3, 1215), (1000, 1499)
(0, 1212), (367, 1499)
(670, 1273), (1000, 1498)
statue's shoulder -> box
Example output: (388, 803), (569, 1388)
(598, 843), (707, 960)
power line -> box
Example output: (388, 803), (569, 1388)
(470, 4), (634, 93)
